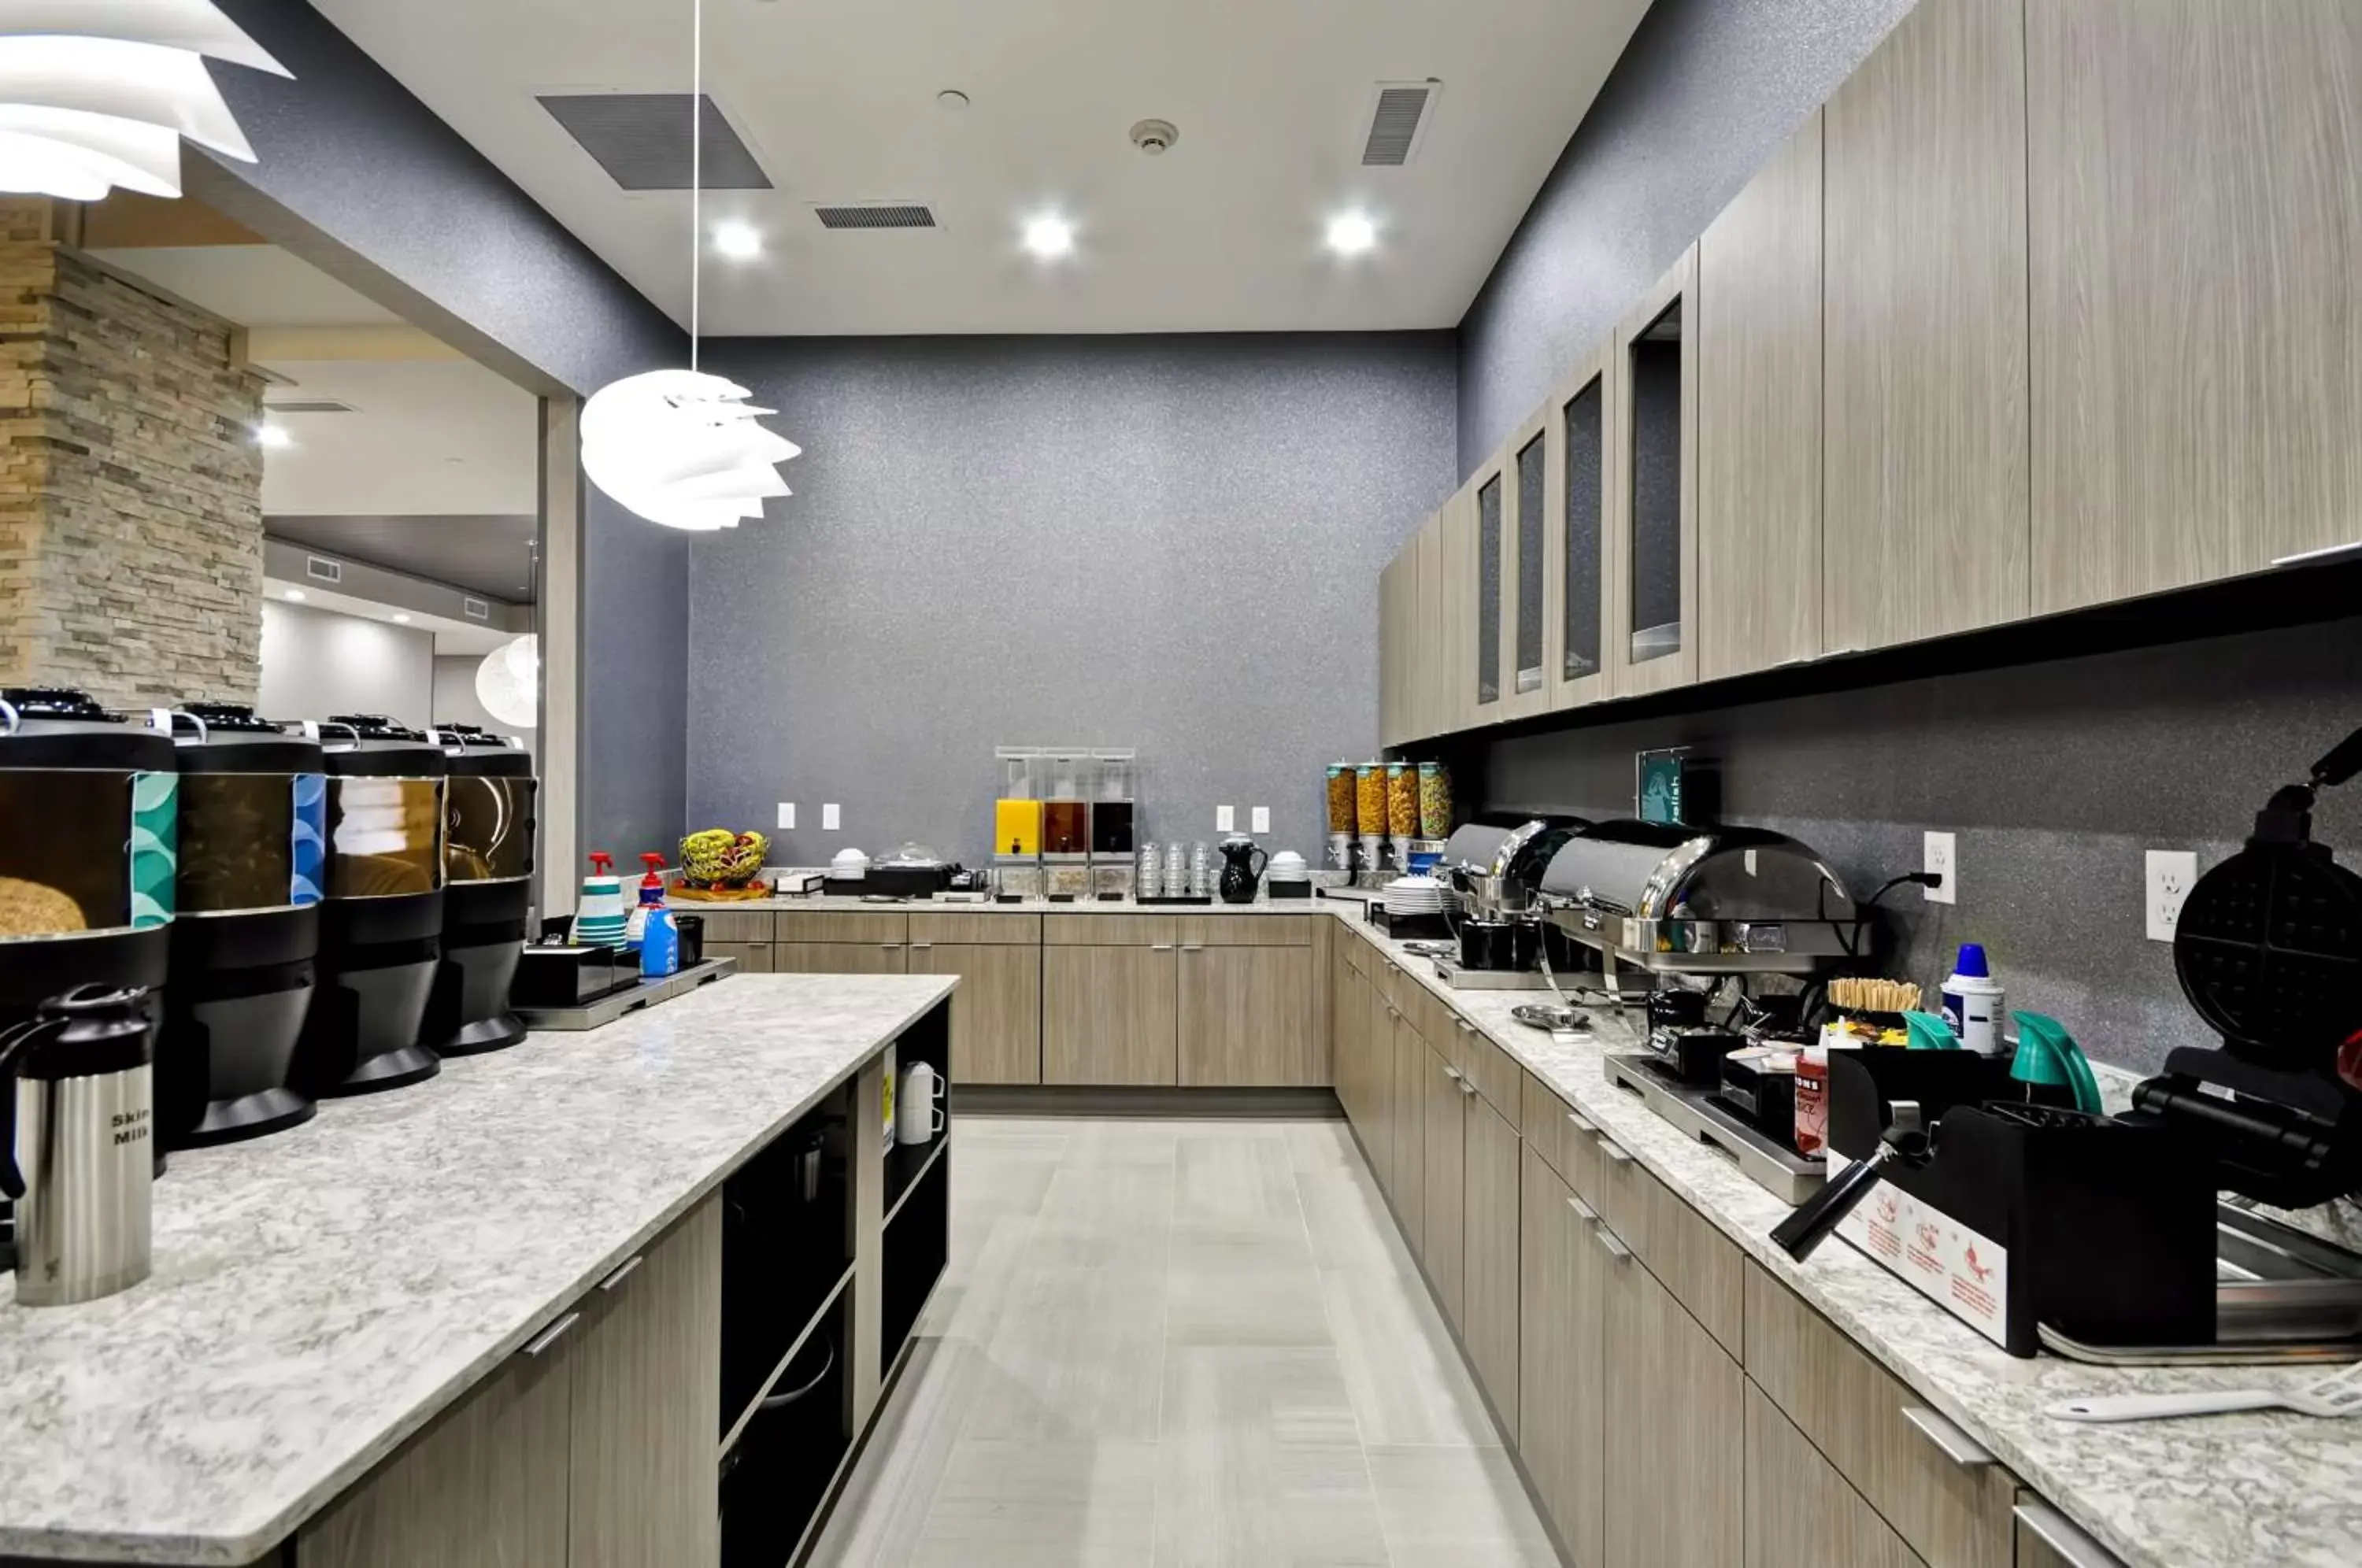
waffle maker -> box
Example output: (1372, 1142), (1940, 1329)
(1772, 724), (2362, 1360)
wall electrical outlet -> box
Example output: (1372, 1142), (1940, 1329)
(1251, 805), (1271, 834)
(822, 803), (840, 831)
(1216, 804), (1235, 833)
(2147, 849), (2198, 941)
(1923, 831), (1957, 904)
(776, 802), (795, 831)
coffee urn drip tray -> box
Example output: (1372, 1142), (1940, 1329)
(1601, 1052), (1827, 1206)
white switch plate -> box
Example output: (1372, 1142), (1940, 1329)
(822, 803), (840, 831)
(1216, 804), (1235, 832)
(2146, 849), (2198, 941)
(776, 802), (795, 831)
(1923, 831), (1957, 904)
(1251, 805), (1271, 834)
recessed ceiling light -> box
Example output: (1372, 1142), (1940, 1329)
(712, 220), (763, 261)
(1327, 211), (1379, 258)
(1022, 213), (1074, 261)
(283, 589), (305, 602)
(391, 613), (411, 624)
(254, 423), (293, 449)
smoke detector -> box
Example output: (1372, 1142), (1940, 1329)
(1129, 118), (1179, 156)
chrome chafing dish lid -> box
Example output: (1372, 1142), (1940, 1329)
(1536, 819), (1860, 973)
(1442, 813), (1587, 882)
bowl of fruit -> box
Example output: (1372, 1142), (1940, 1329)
(674, 828), (771, 900)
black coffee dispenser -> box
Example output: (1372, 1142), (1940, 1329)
(156, 703), (325, 1147)
(292, 715), (447, 1096)
(423, 726), (536, 1056)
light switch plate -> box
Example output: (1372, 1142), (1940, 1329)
(2146, 849), (2198, 941)
(822, 803), (840, 831)
(1216, 804), (1235, 833)
(1251, 805), (1271, 834)
(1923, 831), (1957, 904)
(777, 802), (795, 830)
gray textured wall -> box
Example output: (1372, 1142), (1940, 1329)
(1484, 616), (2362, 1074)
(687, 334), (1458, 865)
(205, 1), (688, 862)
(1457, 0), (1913, 474)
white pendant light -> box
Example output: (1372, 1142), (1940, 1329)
(579, 0), (798, 531)
(0, 1), (289, 201)
(475, 634), (538, 730)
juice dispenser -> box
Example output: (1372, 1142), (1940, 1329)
(993, 748), (1045, 898)
(1040, 750), (1095, 899)
(1090, 750), (1137, 899)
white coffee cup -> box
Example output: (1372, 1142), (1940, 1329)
(898, 1061), (946, 1144)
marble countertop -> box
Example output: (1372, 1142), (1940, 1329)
(0, 973), (957, 1566)
(1327, 908), (2362, 1568)
(687, 890), (1363, 914)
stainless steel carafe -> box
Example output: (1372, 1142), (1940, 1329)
(1, 986), (157, 1307)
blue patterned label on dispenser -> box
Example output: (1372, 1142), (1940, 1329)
(291, 773), (326, 907)
(128, 771), (177, 929)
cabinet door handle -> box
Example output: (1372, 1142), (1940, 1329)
(521, 1311), (581, 1359)
(880, 942), (902, 951)
(1442, 1065), (1464, 1082)
(1454, 1019), (1474, 1035)
(1568, 1111), (1597, 1135)
(1598, 1140), (1632, 1165)
(1457, 1079), (1478, 1099)
(1592, 1226), (1633, 1261)
(1567, 1195), (1598, 1223)
(596, 1254), (643, 1292)
(908, 941), (934, 951)
(1901, 1406), (1996, 1468)
(1151, 943), (1175, 952)
(2010, 1503), (2124, 1568)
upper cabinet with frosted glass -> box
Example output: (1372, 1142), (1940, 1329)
(1467, 449), (1510, 728)
(1548, 337), (1616, 712)
(1608, 246), (1700, 697)
(1496, 412), (1552, 722)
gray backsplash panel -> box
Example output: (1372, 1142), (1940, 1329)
(1484, 615), (2362, 1074)
(687, 333), (1457, 865)
(1457, 0), (1914, 475)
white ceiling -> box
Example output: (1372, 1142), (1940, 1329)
(89, 244), (540, 517)
(307, 0), (1653, 336)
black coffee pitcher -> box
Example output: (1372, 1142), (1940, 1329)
(1216, 837), (1268, 904)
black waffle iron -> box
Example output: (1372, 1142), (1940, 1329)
(1771, 723), (2362, 1359)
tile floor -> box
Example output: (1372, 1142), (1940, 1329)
(807, 1115), (1560, 1567)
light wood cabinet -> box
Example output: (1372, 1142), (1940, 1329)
(906, 940), (1040, 1085)
(1437, 480), (1479, 735)
(1597, 1141), (1745, 1358)
(297, 1336), (573, 1568)
(1608, 246), (1701, 697)
(1698, 110), (1825, 682)
(1603, 1230), (1742, 1568)
(1501, 409), (1553, 720)
(2027, 0), (2362, 611)
(1546, 339), (1616, 712)
(1389, 1007), (1427, 1232)
(1418, 1037), (1466, 1322)
(1460, 1092), (1520, 1431)
(1746, 1382), (1923, 1568)
(1517, 1147), (1605, 1568)
(1042, 941), (1178, 1085)
(299, 1201), (721, 1568)
(772, 941), (907, 976)
(1413, 510), (1447, 738)
(1361, 980), (1399, 1198)
(1179, 941), (1318, 1085)
(1823, 0), (2029, 653)
(1746, 1265), (2015, 1568)
(568, 1202), (722, 1568)
(1469, 449), (1511, 727)
(705, 941), (774, 974)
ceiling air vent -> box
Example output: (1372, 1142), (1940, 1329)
(463, 597), (491, 622)
(1361, 80), (1440, 167)
(812, 202), (938, 231)
(537, 93), (772, 190)
(265, 400), (357, 416)
(304, 556), (342, 585)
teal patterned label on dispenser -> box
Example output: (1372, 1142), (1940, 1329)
(128, 770), (177, 928)
(291, 773), (326, 907)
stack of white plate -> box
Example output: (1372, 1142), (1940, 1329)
(1382, 875), (1447, 917)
